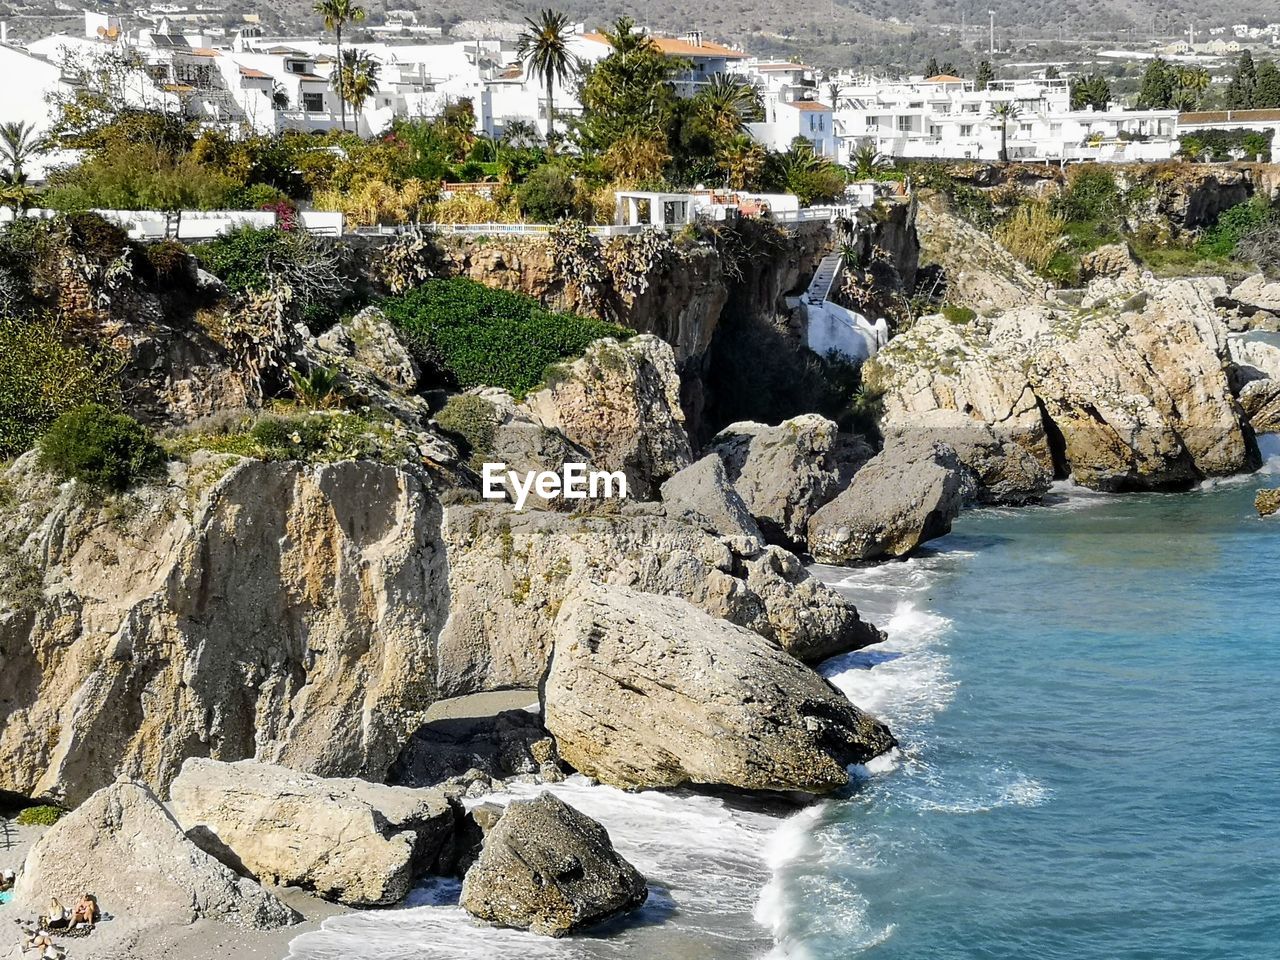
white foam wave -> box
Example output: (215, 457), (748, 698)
(910, 774), (1051, 815)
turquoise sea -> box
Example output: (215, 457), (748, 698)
(289, 441), (1280, 960)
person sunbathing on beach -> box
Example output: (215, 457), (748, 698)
(43, 897), (69, 931)
(71, 893), (98, 929)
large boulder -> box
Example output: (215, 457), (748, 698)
(807, 439), (969, 563)
(884, 412), (1052, 505)
(710, 415), (871, 547)
(1257, 488), (1280, 517)
(317, 305), (420, 392)
(0, 457), (449, 806)
(389, 708), (560, 787)
(460, 792), (647, 937)
(523, 336), (692, 498)
(11, 782), (297, 929)
(543, 585), (895, 793)
(169, 758), (457, 907)
(659, 454), (764, 549)
(1229, 273), (1280, 315)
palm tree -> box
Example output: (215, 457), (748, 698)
(696, 74), (761, 142)
(313, 0), (366, 132)
(827, 81), (842, 108)
(850, 143), (887, 180)
(988, 101), (1021, 162)
(501, 119), (541, 147)
(719, 134), (766, 190)
(332, 48), (380, 130)
(0, 121), (42, 186)
(517, 9), (577, 142)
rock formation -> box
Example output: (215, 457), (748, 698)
(869, 276), (1259, 491)
(439, 502), (881, 693)
(0, 455), (449, 806)
(543, 584), (895, 793)
(807, 439), (969, 563)
(11, 781), (298, 929)
(460, 792), (647, 937)
(659, 453), (764, 550)
(169, 758), (458, 906)
(1257, 488), (1280, 517)
(523, 336), (692, 498)
(710, 414), (871, 547)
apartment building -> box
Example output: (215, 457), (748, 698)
(832, 74), (1179, 163)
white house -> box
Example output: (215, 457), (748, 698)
(0, 41), (77, 180)
(748, 99), (836, 156)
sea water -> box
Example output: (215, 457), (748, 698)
(287, 441), (1280, 960)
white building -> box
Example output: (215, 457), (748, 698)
(0, 41), (78, 180)
(748, 100), (836, 156)
(832, 74), (1178, 163)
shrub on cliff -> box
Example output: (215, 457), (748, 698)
(516, 164), (581, 222)
(0, 315), (122, 457)
(381, 277), (632, 397)
(37, 404), (166, 491)
(15, 804), (65, 826)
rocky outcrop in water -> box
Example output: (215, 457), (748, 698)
(460, 792), (647, 937)
(808, 439), (969, 563)
(1257, 488), (1280, 516)
(543, 584), (895, 793)
(170, 758), (458, 906)
(12, 781), (298, 929)
(869, 276), (1259, 491)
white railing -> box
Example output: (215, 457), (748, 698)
(355, 222), (653, 238)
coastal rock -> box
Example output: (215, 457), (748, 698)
(389, 707), (559, 787)
(885, 411), (1052, 505)
(1229, 273), (1280, 315)
(659, 454), (764, 547)
(523, 336), (692, 499)
(11, 781), (297, 929)
(169, 758), (457, 907)
(710, 414), (871, 547)
(543, 584), (895, 793)
(870, 277), (1258, 491)
(1079, 242), (1142, 283)
(460, 792), (647, 937)
(1257, 488), (1280, 516)
(740, 546), (885, 661)
(807, 439), (968, 563)
(0, 456), (449, 806)
(438, 502), (878, 693)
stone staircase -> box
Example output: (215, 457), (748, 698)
(806, 253), (845, 305)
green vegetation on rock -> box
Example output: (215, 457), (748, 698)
(15, 804), (65, 826)
(37, 405), (167, 492)
(381, 277), (632, 397)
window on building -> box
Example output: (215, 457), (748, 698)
(960, 124), (973, 136)
(302, 91), (324, 112)
(896, 115), (911, 132)
(929, 125), (942, 137)
(818, 115), (825, 130)
(1019, 123), (1032, 135)
(809, 114), (816, 130)
(908, 101), (923, 109)
(287, 60), (306, 73)
(962, 103), (979, 113)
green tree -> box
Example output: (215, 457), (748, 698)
(974, 60), (995, 91)
(313, 0), (367, 133)
(989, 100), (1021, 162)
(331, 48), (381, 128)
(0, 121), (43, 187)
(924, 55), (939, 77)
(1226, 50), (1258, 109)
(1255, 59), (1280, 109)
(1173, 66), (1210, 111)
(517, 9), (578, 143)
(1070, 73), (1111, 111)
(695, 73), (763, 144)
(1136, 58), (1175, 109)
(577, 17), (680, 151)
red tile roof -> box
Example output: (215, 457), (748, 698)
(782, 99), (831, 111)
(581, 31), (745, 59)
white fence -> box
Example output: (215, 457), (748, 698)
(0, 207), (344, 240)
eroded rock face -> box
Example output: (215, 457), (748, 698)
(12, 782), (297, 929)
(316, 305), (420, 392)
(523, 336), (692, 499)
(659, 454), (764, 549)
(438, 503), (879, 693)
(0, 456), (449, 805)
(710, 415), (871, 547)
(170, 758), (457, 907)
(870, 277), (1258, 491)
(460, 792), (647, 937)
(543, 585), (895, 793)
(1257, 488), (1280, 517)
(807, 440), (968, 563)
